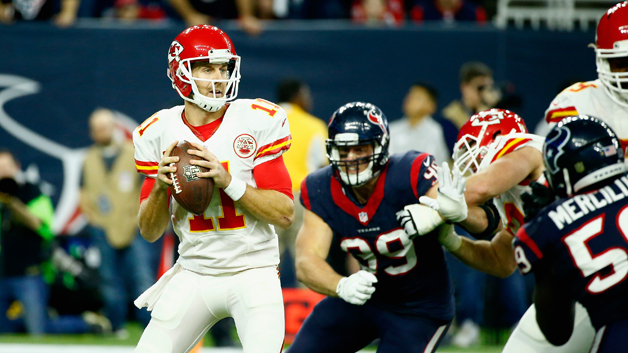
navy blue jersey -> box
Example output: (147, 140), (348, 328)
(514, 175), (628, 330)
(300, 151), (454, 321)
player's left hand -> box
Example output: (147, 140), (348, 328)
(187, 141), (232, 189)
(396, 204), (443, 239)
(419, 162), (468, 223)
(522, 181), (556, 222)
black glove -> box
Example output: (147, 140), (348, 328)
(522, 181), (556, 223)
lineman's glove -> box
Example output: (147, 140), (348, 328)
(396, 204), (443, 239)
(419, 162), (468, 223)
(336, 270), (378, 305)
(438, 223), (462, 252)
(522, 180), (556, 223)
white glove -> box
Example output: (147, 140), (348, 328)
(438, 223), (462, 252)
(419, 162), (468, 223)
(396, 204), (444, 239)
(336, 270), (378, 305)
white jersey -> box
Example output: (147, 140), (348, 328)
(477, 132), (544, 234)
(544, 79), (628, 150)
(133, 99), (291, 275)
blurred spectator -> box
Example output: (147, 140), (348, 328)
(351, 0), (404, 26)
(442, 61), (500, 129)
(388, 82), (450, 164)
(0, 149), (110, 335)
(301, 0), (352, 19)
(167, 0), (262, 35)
(0, 0), (80, 26)
(409, 0), (487, 23)
(276, 78), (327, 288)
(79, 108), (153, 337)
(92, 0), (167, 21)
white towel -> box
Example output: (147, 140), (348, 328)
(134, 263), (182, 311)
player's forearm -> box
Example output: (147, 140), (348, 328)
(238, 187), (294, 229)
(449, 232), (517, 278)
(295, 253), (343, 297)
(138, 187), (170, 242)
(458, 206), (490, 234)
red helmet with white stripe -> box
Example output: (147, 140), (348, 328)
(167, 25), (241, 112)
(453, 109), (528, 175)
(595, 2), (628, 107)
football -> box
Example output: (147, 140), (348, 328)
(169, 140), (214, 215)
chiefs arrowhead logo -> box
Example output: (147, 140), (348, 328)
(233, 134), (257, 159)
(168, 41), (184, 63)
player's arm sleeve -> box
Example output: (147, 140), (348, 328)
(253, 107), (292, 167)
(253, 155), (293, 200)
(407, 152), (438, 201)
(544, 94), (579, 125)
(133, 115), (162, 178)
(513, 223), (545, 275)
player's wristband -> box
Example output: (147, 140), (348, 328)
(224, 177), (247, 201)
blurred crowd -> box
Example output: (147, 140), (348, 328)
(0, 0), (496, 34)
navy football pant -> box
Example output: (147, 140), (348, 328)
(287, 297), (450, 353)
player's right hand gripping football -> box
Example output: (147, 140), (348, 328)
(419, 162), (468, 223)
(157, 141), (179, 190)
(336, 270), (378, 306)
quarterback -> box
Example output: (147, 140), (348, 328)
(132, 25), (294, 353)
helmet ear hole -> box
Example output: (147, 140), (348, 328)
(491, 130), (502, 140)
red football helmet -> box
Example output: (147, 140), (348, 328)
(453, 109), (528, 175)
(167, 25), (241, 112)
(594, 2), (628, 106)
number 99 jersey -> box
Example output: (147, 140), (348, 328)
(513, 176), (628, 331)
(133, 99), (291, 275)
(300, 151), (454, 322)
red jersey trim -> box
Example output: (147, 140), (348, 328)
(545, 106), (578, 123)
(330, 166), (388, 226)
(140, 177), (171, 206)
(516, 227), (543, 260)
(410, 153), (430, 200)
(300, 178), (311, 210)
(136, 159), (158, 175)
(181, 109), (226, 142)
(255, 135), (292, 160)
(491, 138), (531, 163)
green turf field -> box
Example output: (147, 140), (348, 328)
(0, 322), (508, 352)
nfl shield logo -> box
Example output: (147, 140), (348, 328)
(359, 212), (368, 223)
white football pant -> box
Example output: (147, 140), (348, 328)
(135, 266), (285, 353)
(502, 302), (595, 353)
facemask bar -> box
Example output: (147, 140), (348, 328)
(453, 134), (488, 176)
(327, 133), (381, 187)
(172, 50), (241, 112)
(595, 42), (628, 107)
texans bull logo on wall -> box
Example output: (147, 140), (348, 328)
(0, 74), (138, 235)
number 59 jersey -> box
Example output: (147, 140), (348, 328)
(133, 99), (291, 275)
(514, 176), (628, 330)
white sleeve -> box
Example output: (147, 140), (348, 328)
(133, 114), (162, 178)
(253, 106), (292, 167)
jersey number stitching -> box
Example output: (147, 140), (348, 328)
(188, 161), (246, 232)
(340, 229), (418, 276)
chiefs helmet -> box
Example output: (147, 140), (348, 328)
(594, 2), (628, 107)
(544, 115), (626, 197)
(167, 25), (241, 112)
(326, 102), (390, 187)
(453, 109), (527, 176)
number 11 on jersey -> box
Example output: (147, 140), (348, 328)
(188, 161), (247, 232)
